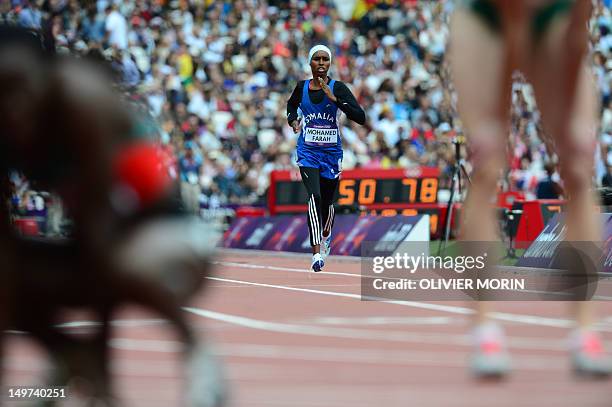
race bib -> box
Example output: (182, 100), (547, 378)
(303, 127), (338, 144)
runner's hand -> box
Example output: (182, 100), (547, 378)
(291, 120), (301, 134)
(318, 77), (337, 103)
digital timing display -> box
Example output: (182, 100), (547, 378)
(274, 177), (439, 206)
(270, 168), (440, 211)
(268, 168), (445, 237)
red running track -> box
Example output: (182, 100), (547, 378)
(4, 248), (612, 406)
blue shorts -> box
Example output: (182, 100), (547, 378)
(296, 146), (343, 179)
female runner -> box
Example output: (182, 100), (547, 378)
(286, 44), (366, 271)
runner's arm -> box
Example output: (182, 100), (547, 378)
(333, 81), (366, 125)
(286, 80), (305, 126)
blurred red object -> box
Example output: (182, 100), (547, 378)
(273, 42), (291, 57)
(13, 218), (40, 236)
(113, 142), (172, 208)
(497, 191), (525, 209)
(235, 207), (266, 218)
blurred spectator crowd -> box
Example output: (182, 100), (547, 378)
(4, 0), (612, 212)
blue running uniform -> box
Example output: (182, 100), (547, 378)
(296, 79), (343, 179)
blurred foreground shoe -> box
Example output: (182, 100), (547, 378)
(187, 343), (228, 407)
(470, 322), (511, 378)
(311, 253), (324, 272)
(570, 329), (612, 377)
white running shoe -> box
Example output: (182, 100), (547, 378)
(470, 323), (511, 378)
(311, 253), (324, 272)
(570, 329), (612, 377)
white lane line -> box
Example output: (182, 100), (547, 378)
(111, 337), (183, 352)
(306, 316), (456, 326)
(106, 340), (568, 371)
(3, 355), (182, 380)
(185, 306), (439, 344)
(183, 307), (593, 351)
(217, 248), (362, 262)
(215, 343), (567, 370)
(238, 400), (370, 407)
(108, 325), (584, 354)
(213, 261), (360, 278)
(206, 276), (474, 316)
(0, 337), (581, 370)
(215, 260), (612, 300)
(4, 319), (169, 335)
(212, 264), (612, 330)
(55, 319), (167, 328)
(206, 276), (585, 329)
(210, 284), (361, 288)
(12, 312), (597, 351)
